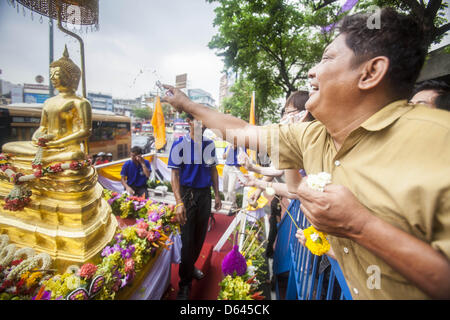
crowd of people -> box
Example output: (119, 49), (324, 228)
(158, 7), (450, 300)
(92, 152), (113, 165)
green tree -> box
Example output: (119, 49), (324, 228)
(132, 106), (152, 120)
(222, 76), (281, 124)
(311, 0), (449, 48)
(207, 0), (341, 104)
(162, 102), (175, 122)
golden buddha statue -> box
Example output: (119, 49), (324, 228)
(3, 45), (90, 164)
(0, 46), (117, 272)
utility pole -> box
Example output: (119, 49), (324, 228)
(49, 17), (54, 97)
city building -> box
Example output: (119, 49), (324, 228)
(87, 92), (114, 112)
(0, 80), (18, 105)
(23, 83), (49, 104)
(113, 98), (140, 116)
(218, 72), (236, 111)
(187, 88), (216, 109)
(417, 43), (450, 84)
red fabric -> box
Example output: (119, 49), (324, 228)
(164, 213), (234, 300)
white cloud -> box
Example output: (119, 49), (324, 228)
(0, 0), (225, 102)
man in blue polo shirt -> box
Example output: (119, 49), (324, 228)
(120, 146), (151, 198)
(168, 113), (222, 300)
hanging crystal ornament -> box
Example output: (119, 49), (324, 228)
(13, 0), (99, 98)
(30, 11), (33, 20)
(39, 15), (43, 24)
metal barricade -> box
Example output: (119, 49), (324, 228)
(273, 199), (353, 300)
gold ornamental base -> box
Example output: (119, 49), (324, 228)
(0, 165), (118, 273)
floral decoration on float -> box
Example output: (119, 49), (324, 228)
(218, 222), (267, 300)
(103, 189), (179, 232)
(0, 194), (179, 300)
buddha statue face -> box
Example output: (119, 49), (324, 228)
(50, 67), (64, 89)
(50, 45), (81, 92)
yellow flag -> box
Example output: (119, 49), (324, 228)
(247, 91), (257, 162)
(249, 91), (256, 125)
(151, 96), (166, 150)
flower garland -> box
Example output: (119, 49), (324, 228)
(0, 236), (53, 300)
(0, 244), (16, 267)
(303, 172), (332, 256)
(0, 151), (91, 211)
(303, 226), (331, 256)
(6, 253), (52, 281)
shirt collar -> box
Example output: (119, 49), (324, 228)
(184, 133), (204, 143)
(360, 100), (412, 132)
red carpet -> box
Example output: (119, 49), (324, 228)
(163, 213), (235, 300)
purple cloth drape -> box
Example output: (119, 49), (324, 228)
(321, 0), (360, 33)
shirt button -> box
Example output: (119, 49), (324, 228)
(343, 247), (349, 254)
(353, 287), (359, 295)
(334, 160), (341, 166)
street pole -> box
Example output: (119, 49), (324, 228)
(49, 17), (54, 97)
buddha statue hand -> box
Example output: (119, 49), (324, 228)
(32, 131), (55, 146)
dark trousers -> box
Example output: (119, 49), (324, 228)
(179, 186), (211, 288)
(267, 197), (282, 251)
(131, 185), (148, 198)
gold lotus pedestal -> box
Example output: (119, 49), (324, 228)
(0, 161), (117, 273)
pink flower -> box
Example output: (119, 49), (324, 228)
(79, 263), (97, 279)
(124, 258), (135, 273)
(50, 163), (63, 173)
(69, 161), (81, 170)
(146, 230), (160, 242)
(32, 163), (42, 170)
(136, 228), (148, 239)
(34, 170), (43, 178)
(37, 138), (48, 147)
(136, 221), (149, 230)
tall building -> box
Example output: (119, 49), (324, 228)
(87, 92), (114, 112)
(218, 72), (236, 110)
(188, 88), (216, 109)
(0, 80), (23, 105)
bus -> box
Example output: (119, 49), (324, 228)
(132, 121), (142, 134)
(141, 123), (153, 136)
(173, 120), (189, 140)
(0, 104), (131, 161)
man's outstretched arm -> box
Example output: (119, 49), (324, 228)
(162, 85), (266, 152)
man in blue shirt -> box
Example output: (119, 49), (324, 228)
(120, 146), (151, 198)
(168, 113), (222, 300)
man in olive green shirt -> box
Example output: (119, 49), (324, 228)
(162, 8), (450, 299)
